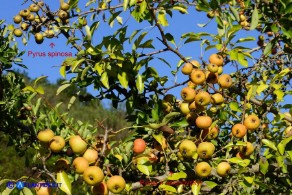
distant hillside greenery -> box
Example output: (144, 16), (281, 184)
(0, 70), (129, 182)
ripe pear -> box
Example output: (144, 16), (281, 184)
(55, 158), (70, 172)
(49, 136), (65, 153)
(232, 123), (247, 138)
(209, 53), (224, 66)
(83, 166), (104, 186)
(181, 62), (193, 75)
(243, 115), (260, 131)
(216, 162), (231, 177)
(207, 63), (219, 73)
(20, 23), (29, 31)
(197, 142), (215, 159)
(72, 157), (89, 174)
(35, 182), (52, 195)
(179, 139), (197, 158)
(240, 142), (254, 157)
(195, 91), (211, 106)
(211, 93), (224, 105)
(106, 175), (126, 194)
(69, 135), (87, 154)
(13, 29), (23, 37)
(29, 3), (40, 12)
(133, 138), (146, 154)
(218, 74), (232, 89)
(35, 33), (44, 44)
(195, 161), (212, 177)
(92, 182), (108, 195)
(19, 9), (31, 17)
(83, 148), (99, 164)
(60, 2), (70, 11)
(190, 69), (206, 85)
(190, 60), (201, 68)
(195, 115), (212, 129)
(179, 101), (190, 115)
(13, 15), (22, 24)
(202, 126), (219, 140)
(26, 13), (35, 21)
(37, 129), (55, 143)
(206, 71), (218, 84)
(58, 10), (69, 20)
(180, 87), (196, 102)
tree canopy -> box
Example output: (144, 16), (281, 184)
(1, 0), (292, 194)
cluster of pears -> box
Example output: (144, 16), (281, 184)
(36, 129), (126, 194)
(178, 139), (231, 178)
(178, 54), (232, 126)
(12, 1), (78, 44)
(231, 114), (260, 158)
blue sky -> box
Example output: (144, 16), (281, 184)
(1, 0), (290, 112)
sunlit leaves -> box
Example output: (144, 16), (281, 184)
(250, 7), (259, 30)
(57, 171), (72, 195)
(158, 10), (169, 26)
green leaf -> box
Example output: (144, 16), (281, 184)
(250, 7), (258, 30)
(101, 72), (110, 89)
(256, 82), (268, 95)
(259, 158), (269, 175)
(94, 62), (104, 75)
(22, 86), (35, 93)
(228, 157), (250, 167)
(56, 84), (71, 95)
(230, 102), (241, 112)
(204, 181), (217, 190)
(158, 10), (169, 26)
(162, 112), (181, 124)
(273, 89), (284, 102)
(158, 184), (177, 193)
(34, 76), (48, 86)
(264, 42), (272, 56)
(229, 50), (238, 61)
(277, 136), (292, 155)
(123, 0), (129, 11)
(2, 187), (15, 195)
(244, 176), (254, 184)
(20, 187), (33, 195)
(271, 68), (290, 83)
(238, 52), (248, 67)
(246, 85), (257, 101)
(60, 66), (66, 78)
(153, 133), (164, 146)
(276, 156), (287, 173)
(136, 74), (144, 94)
(72, 59), (85, 72)
(173, 4), (188, 14)
(137, 157), (152, 176)
(167, 172), (187, 180)
(165, 33), (175, 45)
(56, 171), (72, 195)
(229, 6), (239, 21)
(287, 151), (292, 162)
(191, 182), (201, 195)
(0, 179), (10, 186)
(237, 37), (256, 43)
(68, 95), (77, 110)
(262, 139), (278, 151)
(84, 25), (91, 41)
(35, 86), (44, 95)
(118, 71), (129, 89)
